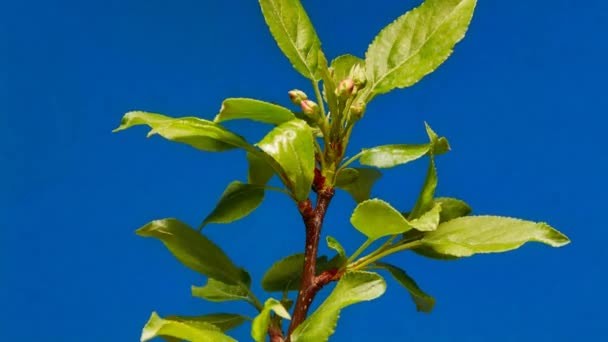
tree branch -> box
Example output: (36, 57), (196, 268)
(286, 184), (335, 339)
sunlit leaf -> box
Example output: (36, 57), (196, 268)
(141, 312), (236, 342)
(257, 119), (315, 201)
(192, 278), (250, 303)
(114, 111), (253, 152)
(165, 313), (249, 332)
(251, 298), (291, 342)
(290, 271), (386, 342)
(365, 0), (477, 96)
(359, 144), (431, 169)
(259, 0), (324, 80)
(421, 216), (570, 257)
(350, 199), (412, 240)
(214, 98), (295, 125)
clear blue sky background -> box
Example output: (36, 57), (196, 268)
(2, 0), (606, 341)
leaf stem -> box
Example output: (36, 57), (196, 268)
(312, 81), (326, 117)
(346, 238), (374, 264)
(350, 240), (423, 270)
(337, 151), (363, 172)
(245, 287), (264, 312)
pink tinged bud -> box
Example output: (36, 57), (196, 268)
(301, 99), (319, 116)
(335, 78), (355, 98)
(288, 89), (308, 106)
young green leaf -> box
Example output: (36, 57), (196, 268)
(262, 254), (330, 292)
(214, 98), (296, 125)
(409, 156), (438, 219)
(365, 0), (477, 96)
(359, 144), (431, 169)
(200, 181), (265, 229)
(141, 312), (236, 342)
(165, 313), (249, 332)
(326, 236), (348, 268)
(259, 0), (324, 81)
(409, 203), (442, 232)
(192, 278), (250, 303)
(290, 271), (386, 342)
(251, 298), (291, 342)
(257, 119), (315, 201)
(435, 197), (472, 222)
(136, 218), (244, 285)
(335, 168), (382, 203)
(247, 152), (275, 185)
(351, 199), (412, 240)
(330, 54), (365, 83)
(421, 216), (571, 257)
(373, 262), (435, 313)
(114, 111), (253, 152)
(326, 236), (346, 260)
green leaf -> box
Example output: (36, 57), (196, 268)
(409, 156), (438, 219)
(259, 0), (324, 81)
(214, 98), (296, 125)
(247, 152), (275, 185)
(351, 199), (412, 240)
(114, 111), (253, 152)
(262, 253), (329, 292)
(141, 312), (236, 342)
(373, 262), (435, 313)
(435, 197), (472, 222)
(201, 181), (265, 229)
(165, 313), (249, 332)
(359, 144), (431, 169)
(290, 271), (386, 342)
(257, 119), (315, 201)
(365, 0), (477, 96)
(421, 216), (570, 257)
(251, 298), (291, 342)
(136, 219), (244, 285)
(335, 168), (382, 203)
(409, 203), (442, 232)
(326, 236), (348, 268)
(326, 236), (346, 260)
(330, 54), (365, 83)
(192, 278), (250, 303)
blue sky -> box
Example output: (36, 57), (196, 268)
(2, 0), (606, 340)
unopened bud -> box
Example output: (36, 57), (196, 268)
(350, 64), (367, 88)
(350, 101), (366, 120)
(301, 99), (319, 116)
(288, 89), (308, 106)
(335, 78), (355, 98)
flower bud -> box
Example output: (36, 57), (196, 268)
(350, 101), (366, 120)
(350, 64), (367, 88)
(301, 99), (319, 116)
(335, 78), (355, 98)
(288, 89), (308, 106)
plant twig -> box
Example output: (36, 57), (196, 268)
(286, 185), (335, 339)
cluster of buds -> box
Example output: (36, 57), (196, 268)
(335, 64), (367, 99)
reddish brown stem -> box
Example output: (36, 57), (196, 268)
(268, 321), (284, 342)
(286, 186), (335, 340)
